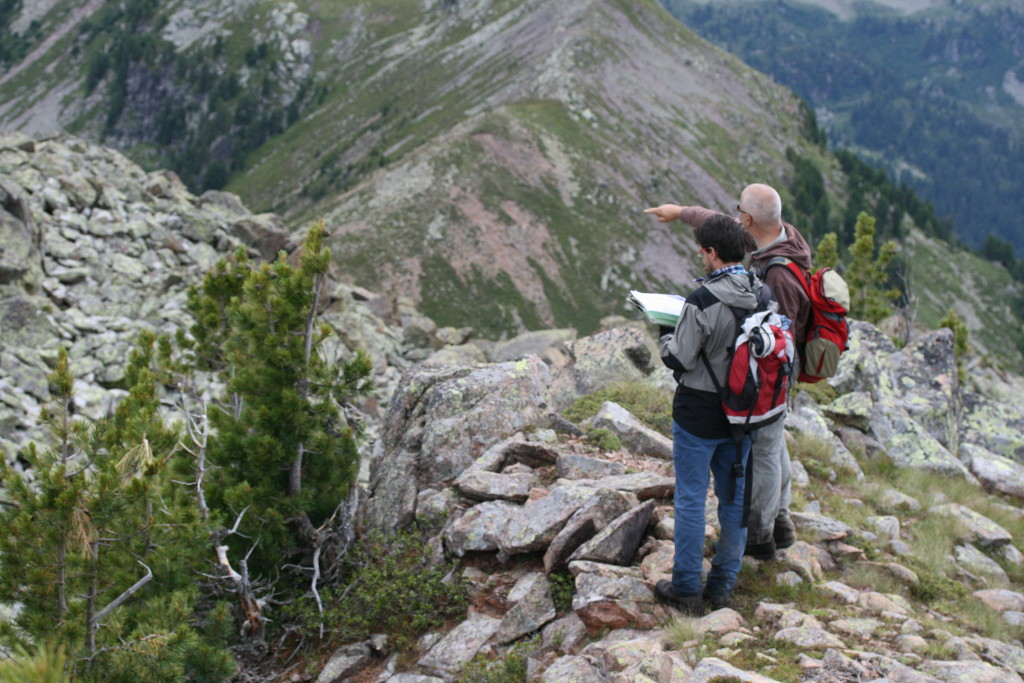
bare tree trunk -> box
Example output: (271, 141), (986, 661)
(289, 270), (326, 499)
(85, 539), (99, 655)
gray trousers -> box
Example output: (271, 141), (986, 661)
(747, 416), (791, 545)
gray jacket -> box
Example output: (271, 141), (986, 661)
(659, 270), (760, 394)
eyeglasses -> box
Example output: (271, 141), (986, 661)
(736, 204), (751, 218)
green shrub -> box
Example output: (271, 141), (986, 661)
(293, 525), (468, 651)
(564, 381), (672, 435)
(457, 638), (536, 683)
(548, 572), (576, 614)
(585, 427), (621, 451)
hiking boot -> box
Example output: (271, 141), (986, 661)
(743, 537), (777, 561)
(703, 586), (732, 611)
(655, 580), (706, 616)
(773, 517), (796, 550)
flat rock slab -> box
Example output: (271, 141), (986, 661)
(495, 573), (556, 644)
(591, 400), (672, 459)
(417, 613), (501, 675)
(790, 511), (852, 541)
(544, 488), (633, 573)
(572, 571), (658, 635)
(540, 654), (608, 682)
(774, 626), (847, 650)
(691, 657), (783, 682)
(568, 471), (674, 500)
(569, 500), (655, 566)
(501, 486), (596, 555)
(931, 503), (1013, 548)
(976, 589), (1024, 613)
(556, 453), (626, 479)
(919, 660), (1024, 683)
(443, 500), (519, 556)
(454, 470), (535, 502)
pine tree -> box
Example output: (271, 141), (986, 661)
(182, 220), (372, 581)
(846, 211), (900, 324)
(0, 339), (235, 681)
(814, 232), (840, 270)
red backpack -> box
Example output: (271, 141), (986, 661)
(699, 289), (795, 524)
(764, 257), (850, 384)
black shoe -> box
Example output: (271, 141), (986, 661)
(655, 580), (706, 616)
(703, 586), (732, 610)
(774, 517), (796, 550)
(744, 538), (777, 561)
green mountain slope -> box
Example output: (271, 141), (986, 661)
(1, 0), (1021, 368)
(660, 0), (1024, 255)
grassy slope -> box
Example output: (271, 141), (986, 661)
(903, 227), (1024, 370)
(229, 0), (817, 337)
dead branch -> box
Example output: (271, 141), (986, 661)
(91, 561), (153, 629)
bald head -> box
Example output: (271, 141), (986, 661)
(739, 184), (782, 225)
(738, 183), (784, 248)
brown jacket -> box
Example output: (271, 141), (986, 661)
(677, 206), (812, 341)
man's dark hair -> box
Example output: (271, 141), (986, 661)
(695, 214), (750, 263)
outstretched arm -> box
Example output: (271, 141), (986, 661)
(644, 204), (683, 223)
(645, 204), (721, 228)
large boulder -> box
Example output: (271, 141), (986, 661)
(548, 326), (656, 411)
(363, 357), (552, 534)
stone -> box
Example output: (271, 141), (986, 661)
(548, 326), (655, 411)
(571, 569), (658, 634)
(589, 401), (672, 459)
(868, 404), (972, 479)
(931, 504), (1013, 548)
(974, 589), (1024, 613)
(873, 487), (923, 514)
(961, 391), (1024, 461)
(824, 391), (874, 430)
(495, 573), (557, 644)
(417, 613), (501, 675)
(568, 500), (655, 566)
(865, 515), (901, 539)
(364, 358), (552, 534)
(443, 500), (519, 556)
(556, 453), (627, 479)
(919, 660), (1023, 682)
(490, 328), (577, 363)
(541, 612), (589, 654)
(774, 626), (847, 650)
(829, 617), (883, 640)
(966, 444), (1024, 501)
(569, 471), (674, 500)
(698, 607), (745, 635)
(690, 657), (781, 682)
(790, 511), (852, 541)
(454, 470), (535, 502)
(315, 642), (371, 683)
(544, 488), (633, 573)
(540, 654), (608, 682)
(781, 540), (826, 582)
(897, 635), (930, 654)
(857, 592), (911, 616)
(786, 397), (864, 477)
(501, 485), (596, 555)
(955, 544), (1010, 585)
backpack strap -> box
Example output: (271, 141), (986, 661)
(760, 256), (811, 297)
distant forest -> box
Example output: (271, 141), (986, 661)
(661, 0), (1024, 260)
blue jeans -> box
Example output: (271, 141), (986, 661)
(671, 421), (750, 596)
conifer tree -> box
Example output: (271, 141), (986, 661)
(846, 211), (900, 323)
(815, 232), (840, 270)
(0, 338), (235, 681)
(180, 220), (372, 581)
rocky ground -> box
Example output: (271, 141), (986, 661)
(5, 132), (1024, 682)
